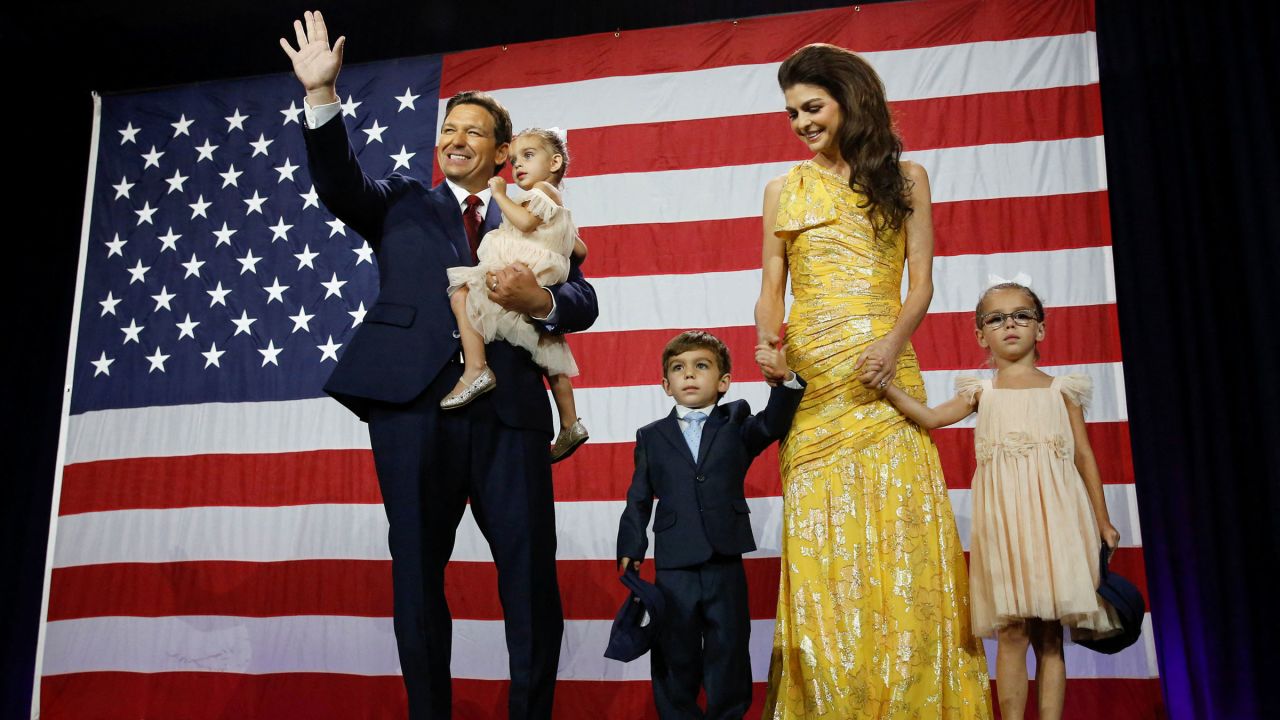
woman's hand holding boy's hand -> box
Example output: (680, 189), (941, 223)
(755, 343), (791, 386)
(618, 557), (641, 573)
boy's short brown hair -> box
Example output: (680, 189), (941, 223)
(661, 330), (732, 376)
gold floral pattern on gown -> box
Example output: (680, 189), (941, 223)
(765, 161), (992, 719)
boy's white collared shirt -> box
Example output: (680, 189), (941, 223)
(675, 402), (717, 432)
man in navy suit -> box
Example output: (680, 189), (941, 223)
(617, 331), (804, 719)
(282, 12), (598, 719)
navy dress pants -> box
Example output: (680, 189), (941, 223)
(651, 555), (752, 720)
(366, 367), (563, 720)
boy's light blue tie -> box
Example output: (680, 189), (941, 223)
(682, 411), (707, 461)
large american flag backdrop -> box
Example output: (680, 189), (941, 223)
(37, 0), (1163, 717)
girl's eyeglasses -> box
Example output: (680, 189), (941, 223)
(979, 309), (1040, 330)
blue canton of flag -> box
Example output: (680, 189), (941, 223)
(72, 57), (443, 413)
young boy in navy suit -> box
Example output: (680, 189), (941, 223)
(616, 331), (804, 720)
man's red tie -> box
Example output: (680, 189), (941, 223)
(462, 194), (483, 263)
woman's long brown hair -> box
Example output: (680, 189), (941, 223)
(778, 43), (913, 236)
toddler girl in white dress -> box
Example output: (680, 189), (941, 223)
(443, 128), (589, 462)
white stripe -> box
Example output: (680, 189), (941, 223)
(36, 91), (107, 720)
(63, 361), (1126, 465)
(443, 33), (1098, 130)
(52, 504), (391, 567)
(868, 33), (1100, 101)
(587, 246), (1115, 332)
(919, 362), (1130, 428)
(43, 610), (1156, 681)
(63, 362), (1123, 468)
(42, 615), (402, 676)
(50, 484), (1140, 568)
(925, 246), (1116, 320)
(569, 137), (1106, 227)
(65, 397), (369, 464)
(910, 137), (1108, 202)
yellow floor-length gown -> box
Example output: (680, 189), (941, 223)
(764, 161), (992, 719)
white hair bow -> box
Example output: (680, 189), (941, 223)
(546, 126), (568, 149)
(986, 272), (1032, 288)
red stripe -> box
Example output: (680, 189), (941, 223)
(440, 0), (1094, 94)
(557, 442), (783, 501)
(47, 549), (1146, 622)
(898, 84), (1104, 151)
(933, 422), (1135, 490)
(56, 420), (1132, 516)
(1104, 547), (1149, 601)
(569, 306), (1122, 389)
(48, 560), (393, 621)
(45, 557), (772, 622)
(912, 304), (1123, 374)
(59, 450), (382, 516)
(39, 675), (1161, 720)
(581, 192), (1112, 276)
(40, 672), (407, 720)
(554, 422), (1133, 499)
(933, 191), (1113, 257)
(569, 86), (1103, 178)
(998, 679), (1167, 720)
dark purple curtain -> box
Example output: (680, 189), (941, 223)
(1097, 1), (1280, 718)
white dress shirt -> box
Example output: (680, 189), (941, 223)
(675, 402), (718, 431)
(442, 179), (491, 219)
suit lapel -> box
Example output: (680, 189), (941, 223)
(482, 193), (503, 235)
(655, 409), (696, 468)
(695, 407), (727, 469)
(427, 182), (471, 266)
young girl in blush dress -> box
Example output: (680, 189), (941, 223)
(867, 281), (1122, 720)
(442, 128), (590, 462)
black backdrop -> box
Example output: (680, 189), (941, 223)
(3, 2), (1276, 718)
(1096, 2), (1280, 718)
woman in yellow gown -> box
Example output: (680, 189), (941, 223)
(755, 44), (992, 719)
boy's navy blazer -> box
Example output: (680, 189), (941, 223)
(617, 382), (804, 569)
(303, 116), (598, 429)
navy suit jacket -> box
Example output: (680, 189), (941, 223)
(617, 382), (805, 570)
(303, 116), (598, 429)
